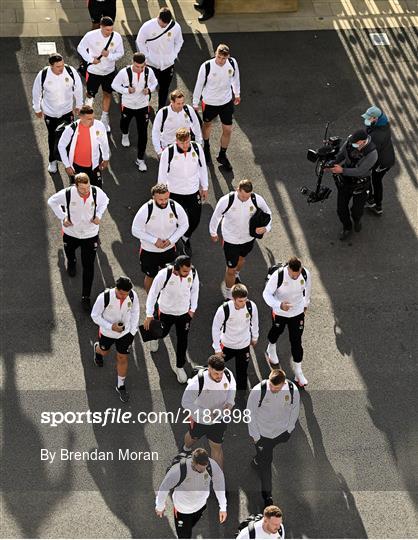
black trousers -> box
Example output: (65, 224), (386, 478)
(174, 505), (206, 538)
(44, 111), (73, 162)
(198, 0), (215, 13)
(159, 312), (191, 367)
(267, 312), (305, 363)
(71, 163), (103, 188)
(254, 432), (291, 496)
(150, 65), (174, 110)
(88, 0), (116, 23)
(169, 191), (202, 239)
(63, 234), (98, 297)
(370, 167), (390, 207)
(223, 345), (250, 391)
(120, 106), (149, 159)
(336, 183), (368, 230)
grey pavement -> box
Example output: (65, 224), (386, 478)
(1, 26), (418, 540)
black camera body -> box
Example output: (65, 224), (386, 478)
(301, 126), (341, 203)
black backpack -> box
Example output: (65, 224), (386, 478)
(237, 514), (284, 539)
(203, 58), (236, 88)
(258, 379), (294, 408)
(222, 192), (258, 216)
(166, 452), (212, 489)
(166, 141), (202, 173)
(222, 300), (252, 332)
(41, 64), (75, 96)
(145, 199), (178, 224)
(103, 288), (134, 309)
(160, 104), (194, 132)
(65, 185), (97, 223)
(191, 366), (232, 397)
(265, 263), (308, 291)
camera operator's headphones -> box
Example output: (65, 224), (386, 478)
(173, 255), (191, 271)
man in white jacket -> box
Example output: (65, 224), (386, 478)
(155, 448), (227, 538)
(77, 16), (124, 131)
(247, 369), (300, 508)
(47, 173), (109, 310)
(144, 255), (199, 382)
(135, 7), (183, 109)
(152, 89), (202, 156)
(32, 53), (83, 173)
(237, 506), (285, 539)
(158, 128), (208, 256)
(193, 43), (240, 170)
(131, 184), (188, 293)
(181, 355), (236, 469)
(209, 179), (272, 300)
(91, 276), (140, 402)
(111, 52), (158, 172)
(263, 257), (311, 387)
(58, 105), (110, 188)
(212, 283), (258, 393)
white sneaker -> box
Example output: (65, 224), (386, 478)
(101, 115), (111, 132)
(149, 340), (159, 353)
(292, 361), (308, 387)
(135, 159), (147, 172)
(221, 282), (232, 300)
(85, 97), (94, 107)
(265, 344), (280, 368)
(48, 160), (58, 173)
(175, 367), (188, 384)
(121, 134), (130, 147)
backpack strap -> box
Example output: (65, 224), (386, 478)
(91, 186), (97, 220)
(203, 60), (211, 88)
(191, 266), (196, 281)
(197, 368), (206, 396)
(191, 141), (202, 167)
(277, 265), (286, 289)
(183, 104), (193, 124)
(160, 106), (169, 132)
(145, 19), (175, 42)
(129, 290), (134, 302)
(144, 66), (149, 88)
(224, 368), (232, 383)
(246, 300), (253, 321)
(222, 192), (235, 215)
(162, 266), (173, 291)
(206, 460), (213, 478)
(167, 144), (175, 173)
(222, 302), (230, 333)
(41, 66), (49, 96)
(103, 289), (111, 309)
(65, 187), (72, 222)
(64, 64), (75, 90)
(228, 57), (236, 75)
(258, 379), (268, 407)
(248, 520), (256, 540)
(172, 456), (188, 489)
(126, 66), (133, 87)
(288, 380), (294, 405)
(169, 199), (178, 220)
(146, 201), (154, 224)
(250, 192), (259, 209)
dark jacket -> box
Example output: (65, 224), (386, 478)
(335, 138), (378, 179)
(366, 113), (395, 169)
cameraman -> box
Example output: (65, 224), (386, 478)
(326, 129), (378, 241)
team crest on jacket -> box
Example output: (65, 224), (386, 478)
(110, 42), (114, 47)
(246, 312), (250, 318)
(128, 301), (132, 308)
(169, 213), (174, 218)
(65, 77), (69, 82)
(167, 32), (172, 37)
(228, 69), (233, 75)
(192, 152), (196, 158)
(300, 279), (305, 285)
(96, 131), (100, 136)
(224, 383), (228, 389)
(188, 277), (192, 282)
(204, 473), (209, 480)
(250, 206), (254, 212)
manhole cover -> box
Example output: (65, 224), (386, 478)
(369, 33), (390, 46)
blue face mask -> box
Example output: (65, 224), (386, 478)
(351, 143), (360, 148)
(364, 119), (372, 126)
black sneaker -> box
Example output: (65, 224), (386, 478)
(93, 341), (103, 367)
(116, 385), (129, 403)
(81, 296), (91, 312)
(67, 261), (76, 277)
(339, 229), (352, 241)
(263, 495), (274, 508)
(204, 146), (212, 165)
(182, 239), (192, 257)
(364, 197), (375, 208)
(369, 205), (383, 216)
(216, 153), (233, 171)
(250, 458), (259, 471)
(354, 221), (362, 232)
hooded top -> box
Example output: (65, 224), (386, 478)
(366, 113), (395, 169)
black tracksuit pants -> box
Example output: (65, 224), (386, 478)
(174, 505), (206, 538)
(254, 431), (291, 496)
(71, 163), (103, 188)
(336, 183), (368, 230)
(223, 345), (250, 391)
(63, 234), (98, 297)
(267, 312), (305, 363)
(159, 312), (192, 367)
(120, 105), (149, 159)
(44, 111), (73, 162)
(169, 191), (202, 239)
(150, 65), (174, 110)
(371, 167), (390, 207)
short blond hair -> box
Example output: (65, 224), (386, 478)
(176, 128), (191, 142)
(216, 43), (230, 56)
(74, 173), (90, 186)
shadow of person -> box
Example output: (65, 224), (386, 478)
(1, 354), (75, 538)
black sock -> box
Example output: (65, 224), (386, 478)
(219, 147), (227, 156)
(203, 139), (210, 149)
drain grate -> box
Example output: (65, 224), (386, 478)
(369, 33), (390, 46)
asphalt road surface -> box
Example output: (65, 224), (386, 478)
(1, 26), (417, 539)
